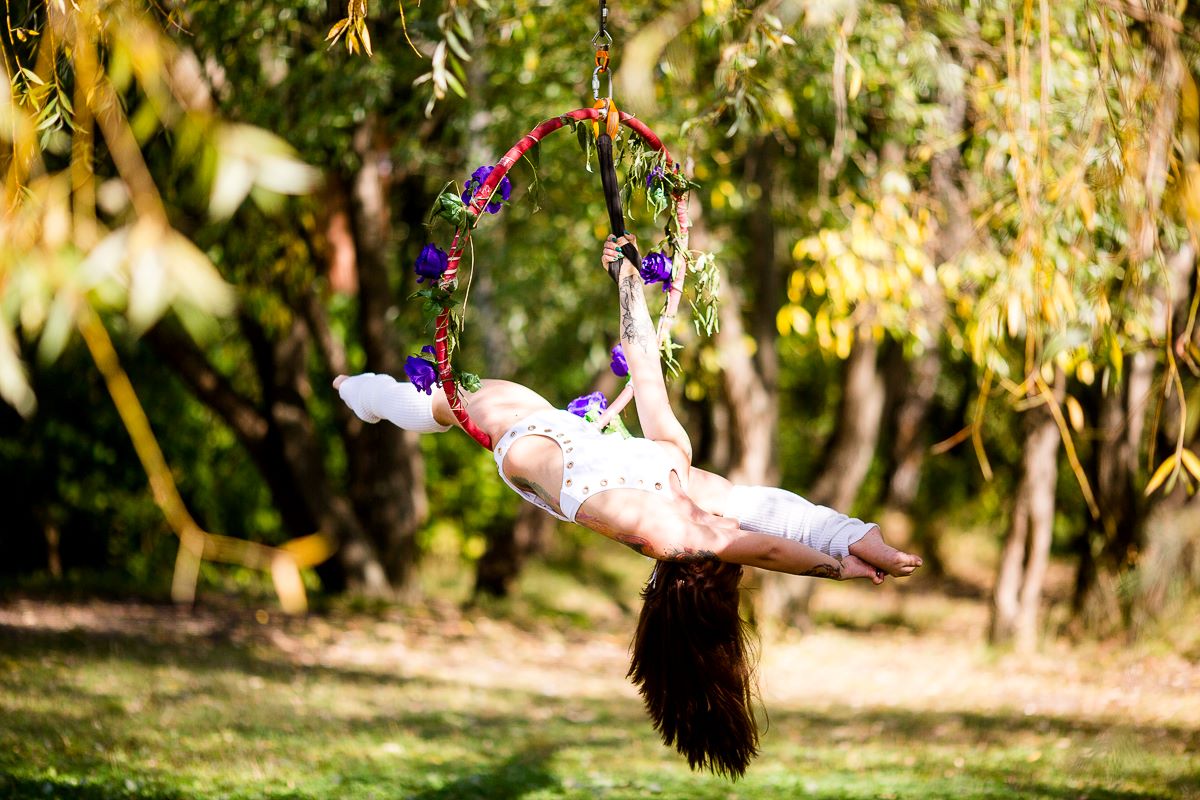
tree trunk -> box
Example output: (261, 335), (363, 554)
(1068, 4), (1188, 635)
(990, 369), (1064, 651)
(341, 119), (429, 594)
(882, 340), (940, 514)
(880, 340), (943, 573)
(146, 320), (390, 594)
(806, 145), (899, 519)
(689, 150), (788, 626)
(462, 55), (549, 599)
(144, 117), (438, 597)
(474, 503), (555, 598)
(879, 65), (968, 565)
(716, 282), (778, 487)
(757, 328), (887, 628)
(808, 330), (887, 511)
(1073, 235), (1192, 630)
(1072, 353), (1148, 633)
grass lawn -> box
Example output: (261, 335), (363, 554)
(1, 577), (1198, 799)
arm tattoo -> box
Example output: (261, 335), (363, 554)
(619, 273), (654, 355)
(802, 562), (842, 580)
(664, 547), (718, 563)
(616, 533), (654, 557)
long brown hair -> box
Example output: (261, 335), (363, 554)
(627, 558), (760, 779)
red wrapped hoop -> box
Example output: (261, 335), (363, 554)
(437, 107), (678, 450)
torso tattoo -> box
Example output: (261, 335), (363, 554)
(511, 477), (560, 514)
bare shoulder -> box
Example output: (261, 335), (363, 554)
(468, 379), (550, 407)
(455, 380), (556, 441)
(683, 466), (734, 517)
(653, 439), (693, 485)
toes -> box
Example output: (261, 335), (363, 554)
(882, 553), (923, 577)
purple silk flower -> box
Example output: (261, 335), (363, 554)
(610, 344), (629, 378)
(567, 391), (608, 419)
(405, 346), (438, 395)
(414, 244), (448, 284)
(461, 165), (513, 214)
(639, 251), (673, 292)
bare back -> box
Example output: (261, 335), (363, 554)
(432, 379), (555, 443)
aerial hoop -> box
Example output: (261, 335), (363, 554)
(435, 107), (688, 450)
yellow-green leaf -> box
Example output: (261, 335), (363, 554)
(0, 322), (36, 418)
(1181, 449), (1200, 483)
(358, 20), (373, 57)
(1145, 454), (1178, 496)
(1066, 395), (1085, 432)
(326, 19), (349, 43)
(848, 64), (863, 101)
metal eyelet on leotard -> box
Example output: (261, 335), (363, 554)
(565, 479), (572, 486)
(600, 479), (607, 486)
(567, 462), (573, 469)
(655, 482), (663, 490)
(527, 425), (535, 431)
(619, 477), (625, 484)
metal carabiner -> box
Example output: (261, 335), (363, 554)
(590, 29), (613, 49)
(592, 65), (612, 101)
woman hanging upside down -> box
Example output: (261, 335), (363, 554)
(333, 235), (922, 778)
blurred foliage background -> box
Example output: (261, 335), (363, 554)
(4, 0), (1200, 654)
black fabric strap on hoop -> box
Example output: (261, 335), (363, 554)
(597, 131), (642, 283)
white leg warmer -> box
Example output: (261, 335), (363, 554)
(336, 373), (451, 433)
(726, 485), (875, 560)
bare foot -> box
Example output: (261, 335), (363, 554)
(840, 554), (886, 585)
(848, 527), (923, 578)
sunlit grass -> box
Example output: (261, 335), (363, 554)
(2, 592), (1197, 800)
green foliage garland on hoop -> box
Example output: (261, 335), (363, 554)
(411, 106), (719, 450)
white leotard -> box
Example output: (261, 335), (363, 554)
(492, 409), (675, 522)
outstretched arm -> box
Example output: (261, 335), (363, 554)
(576, 487), (884, 582)
(604, 236), (692, 461)
(684, 466), (923, 577)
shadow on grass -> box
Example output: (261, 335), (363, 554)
(6, 619), (1200, 749)
(0, 620), (412, 690)
(0, 775), (186, 800)
(764, 704), (1200, 751)
(404, 743), (562, 800)
(2, 618), (1197, 799)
